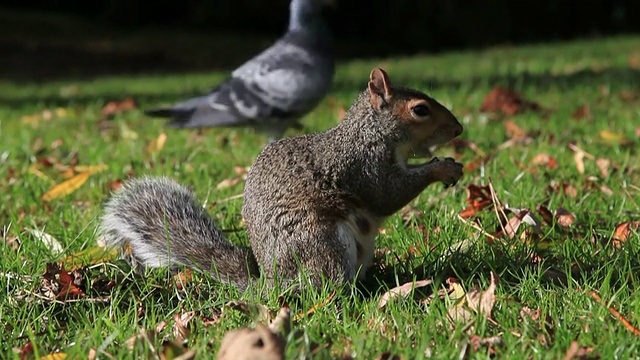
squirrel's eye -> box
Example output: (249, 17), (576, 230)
(411, 104), (431, 117)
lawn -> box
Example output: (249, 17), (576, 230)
(1, 34), (639, 359)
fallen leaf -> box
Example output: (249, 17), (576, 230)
(146, 132), (168, 154)
(619, 90), (638, 102)
(571, 103), (591, 120)
(160, 341), (196, 360)
(573, 150), (585, 174)
(41, 171), (92, 202)
(468, 334), (502, 355)
(530, 153), (557, 169)
(217, 324), (285, 360)
(101, 97), (137, 119)
(447, 272), (499, 327)
(28, 164), (51, 181)
(56, 265), (85, 300)
(459, 184), (493, 219)
(216, 177), (243, 190)
(29, 228), (64, 255)
(378, 279), (433, 308)
(563, 182), (578, 198)
(108, 179), (123, 192)
(465, 272), (499, 317)
(504, 120), (528, 141)
(599, 130), (631, 146)
(38, 352), (67, 360)
(501, 209), (535, 239)
(480, 87), (541, 115)
(611, 221), (639, 247)
(596, 158), (611, 178)
(555, 208), (576, 227)
(72, 164), (109, 175)
(599, 184), (614, 196)
(173, 311), (196, 342)
(59, 245), (119, 269)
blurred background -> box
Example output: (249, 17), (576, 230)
(2, 0), (639, 81)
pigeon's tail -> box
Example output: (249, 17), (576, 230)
(144, 107), (198, 128)
(144, 95), (252, 129)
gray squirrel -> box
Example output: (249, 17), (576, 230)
(98, 68), (463, 291)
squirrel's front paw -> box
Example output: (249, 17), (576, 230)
(430, 157), (463, 187)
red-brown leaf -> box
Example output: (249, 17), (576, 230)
(480, 87), (541, 115)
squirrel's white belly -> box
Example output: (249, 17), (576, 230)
(336, 212), (383, 280)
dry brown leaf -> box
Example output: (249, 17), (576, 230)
(173, 311), (196, 342)
(530, 153), (557, 169)
(502, 209), (532, 239)
(504, 120), (528, 141)
(41, 171), (92, 202)
(599, 184), (614, 196)
(596, 158), (611, 178)
(102, 97), (137, 119)
(519, 306), (541, 322)
(216, 177), (243, 190)
(217, 324), (284, 360)
(459, 184), (493, 219)
(378, 279), (433, 308)
(108, 179), (123, 192)
(217, 311), (290, 360)
(571, 103), (591, 120)
(468, 335), (503, 354)
(480, 87), (541, 115)
(611, 221), (640, 247)
(555, 208), (576, 227)
(146, 132), (168, 154)
(573, 150), (586, 174)
(619, 90), (638, 102)
(448, 272), (499, 326)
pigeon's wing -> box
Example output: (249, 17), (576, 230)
(231, 39), (334, 114)
(145, 36), (333, 130)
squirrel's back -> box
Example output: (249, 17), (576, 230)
(99, 177), (259, 290)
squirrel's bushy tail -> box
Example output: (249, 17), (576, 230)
(98, 176), (259, 290)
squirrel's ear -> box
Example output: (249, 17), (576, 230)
(368, 67), (392, 110)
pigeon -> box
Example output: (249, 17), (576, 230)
(145, 0), (335, 142)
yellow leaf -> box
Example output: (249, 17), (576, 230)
(73, 164), (109, 175)
(28, 164), (50, 181)
(146, 132), (168, 154)
(40, 353), (66, 360)
(599, 130), (630, 145)
(41, 171), (91, 202)
(59, 245), (120, 269)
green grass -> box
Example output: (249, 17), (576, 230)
(1, 34), (640, 359)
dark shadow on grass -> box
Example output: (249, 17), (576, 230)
(2, 67), (639, 112)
